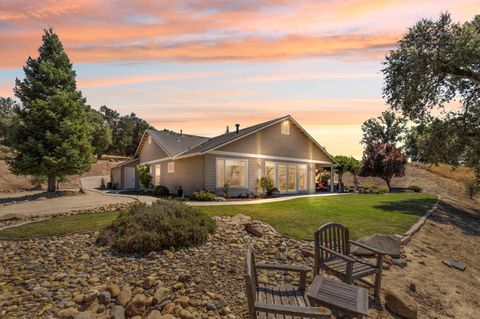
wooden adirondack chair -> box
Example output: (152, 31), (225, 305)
(245, 244), (331, 319)
(313, 223), (385, 304)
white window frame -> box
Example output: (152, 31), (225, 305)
(215, 157), (249, 188)
(167, 162), (175, 173)
(154, 164), (161, 185)
(281, 121), (290, 135)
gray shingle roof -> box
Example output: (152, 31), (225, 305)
(146, 129), (208, 157)
(178, 115), (289, 156)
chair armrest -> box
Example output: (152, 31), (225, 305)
(319, 246), (356, 262)
(256, 263), (311, 273)
(254, 302), (331, 318)
(349, 240), (385, 255)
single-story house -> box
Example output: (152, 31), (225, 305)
(111, 115), (337, 196)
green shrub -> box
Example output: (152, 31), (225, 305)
(136, 164), (153, 190)
(191, 190), (216, 201)
(98, 200), (216, 253)
(408, 185), (422, 193)
(153, 185), (170, 197)
(377, 186), (389, 194)
(464, 178), (480, 199)
(258, 176), (278, 197)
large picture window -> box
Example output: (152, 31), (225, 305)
(216, 159), (248, 188)
(265, 161), (276, 185)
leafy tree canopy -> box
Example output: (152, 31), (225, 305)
(383, 12), (480, 177)
(9, 28), (93, 191)
(100, 105), (153, 156)
(0, 97), (19, 146)
(361, 110), (407, 145)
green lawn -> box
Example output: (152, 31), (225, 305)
(0, 211), (119, 239)
(0, 193), (437, 240)
(200, 193), (437, 239)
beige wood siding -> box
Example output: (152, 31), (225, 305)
(217, 121), (331, 162)
(138, 133), (169, 163)
(156, 156), (204, 196)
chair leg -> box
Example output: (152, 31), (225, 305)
(374, 270), (382, 304)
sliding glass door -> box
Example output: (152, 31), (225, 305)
(267, 161), (308, 193)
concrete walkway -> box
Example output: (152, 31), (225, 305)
(100, 190), (349, 206)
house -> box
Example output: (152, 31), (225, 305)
(110, 115), (337, 196)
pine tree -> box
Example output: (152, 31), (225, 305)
(9, 28), (93, 192)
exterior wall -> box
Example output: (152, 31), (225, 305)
(203, 154), (317, 197)
(138, 133), (169, 163)
(155, 156), (204, 196)
(217, 121), (331, 162)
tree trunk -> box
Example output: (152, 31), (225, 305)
(97, 153), (103, 159)
(338, 174), (344, 192)
(353, 173), (359, 191)
(385, 178), (391, 190)
(47, 176), (57, 192)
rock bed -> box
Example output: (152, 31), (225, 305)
(0, 216), (319, 319)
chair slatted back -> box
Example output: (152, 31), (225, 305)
(245, 244), (258, 319)
(315, 223), (350, 262)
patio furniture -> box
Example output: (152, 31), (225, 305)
(314, 223), (385, 304)
(245, 244), (331, 319)
(307, 275), (369, 319)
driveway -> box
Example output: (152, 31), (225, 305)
(0, 190), (135, 218)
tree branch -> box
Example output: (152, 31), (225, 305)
(439, 64), (480, 85)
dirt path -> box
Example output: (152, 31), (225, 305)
(356, 165), (480, 318)
(0, 191), (135, 218)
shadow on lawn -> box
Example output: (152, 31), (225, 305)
(372, 198), (438, 216)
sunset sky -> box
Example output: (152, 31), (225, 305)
(0, 1), (478, 158)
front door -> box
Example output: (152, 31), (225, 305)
(124, 167), (136, 189)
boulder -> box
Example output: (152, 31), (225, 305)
(385, 288), (418, 319)
(117, 288), (132, 307)
(229, 214), (252, 225)
(351, 234), (401, 257)
(245, 222), (264, 237)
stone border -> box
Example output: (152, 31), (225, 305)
(400, 194), (441, 245)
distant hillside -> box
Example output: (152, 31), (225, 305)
(0, 156), (130, 192)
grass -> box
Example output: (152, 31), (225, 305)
(200, 193), (438, 240)
(0, 211), (119, 239)
(0, 193), (437, 240)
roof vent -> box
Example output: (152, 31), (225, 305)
(235, 124), (240, 134)
(180, 129), (183, 136)
(225, 126), (230, 134)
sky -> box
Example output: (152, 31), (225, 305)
(0, 1), (479, 158)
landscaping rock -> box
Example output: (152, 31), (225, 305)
(392, 258), (408, 268)
(442, 260), (467, 271)
(229, 214), (251, 225)
(106, 283), (121, 298)
(153, 288), (170, 304)
(145, 310), (163, 319)
(110, 305), (125, 319)
(125, 294), (147, 317)
(385, 288), (418, 319)
(57, 308), (79, 319)
(245, 222), (264, 237)
(98, 291), (111, 305)
(117, 288), (132, 307)
(351, 234), (401, 257)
